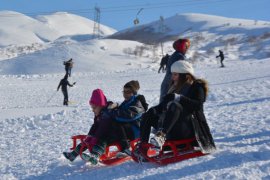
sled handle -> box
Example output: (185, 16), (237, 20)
(70, 135), (87, 150)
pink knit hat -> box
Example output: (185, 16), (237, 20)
(89, 89), (107, 107)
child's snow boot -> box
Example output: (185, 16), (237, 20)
(63, 143), (85, 162)
(63, 152), (77, 162)
(81, 152), (99, 165)
(150, 130), (166, 150)
(81, 140), (106, 165)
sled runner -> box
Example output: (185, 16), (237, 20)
(132, 138), (207, 165)
(70, 135), (139, 165)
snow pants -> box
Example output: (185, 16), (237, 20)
(140, 101), (195, 143)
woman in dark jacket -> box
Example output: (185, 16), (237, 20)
(137, 60), (215, 158)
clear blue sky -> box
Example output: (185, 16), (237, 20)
(0, 0), (269, 30)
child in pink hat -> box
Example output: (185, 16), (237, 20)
(63, 88), (111, 165)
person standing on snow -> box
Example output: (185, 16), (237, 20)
(216, 50), (225, 67)
(57, 74), (76, 106)
(160, 38), (190, 102)
(63, 58), (74, 77)
(158, 54), (170, 73)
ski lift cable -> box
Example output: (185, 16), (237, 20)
(0, 0), (234, 17)
(136, 8), (144, 16)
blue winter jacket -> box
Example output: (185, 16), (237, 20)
(114, 95), (145, 122)
(111, 95), (146, 138)
(160, 51), (186, 102)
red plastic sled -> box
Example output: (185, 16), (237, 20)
(70, 135), (139, 165)
(131, 138), (208, 165)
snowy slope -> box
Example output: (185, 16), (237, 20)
(1, 13), (270, 75)
(110, 13), (270, 60)
(0, 38), (153, 74)
(0, 58), (270, 179)
(110, 13), (270, 42)
(0, 11), (116, 47)
(0, 11), (270, 179)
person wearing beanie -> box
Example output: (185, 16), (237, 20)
(160, 38), (190, 102)
(63, 84), (148, 163)
(134, 60), (216, 162)
(63, 88), (113, 164)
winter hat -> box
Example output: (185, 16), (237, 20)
(171, 60), (194, 75)
(173, 38), (190, 54)
(124, 80), (140, 94)
(89, 89), (107, 107)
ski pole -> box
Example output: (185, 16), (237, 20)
(47, 91), (58, 103)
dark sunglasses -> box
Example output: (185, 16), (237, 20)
(122, 90), (133, 94)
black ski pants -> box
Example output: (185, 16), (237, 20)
(140, 101), (194, 143)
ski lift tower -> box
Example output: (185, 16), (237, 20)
(159, 16), (165, 56)
(93, 6), (101, 39)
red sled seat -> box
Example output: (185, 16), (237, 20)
(70, 135), (139, 165)
(132, 138), (208, 165)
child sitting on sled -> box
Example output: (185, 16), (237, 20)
(108, 80), (148, 155)
(63, 81), (147, 164)
(63, 89), (113, 164)
(134, 60), (216, 160)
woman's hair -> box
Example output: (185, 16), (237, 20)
(170, 73), (209, 97)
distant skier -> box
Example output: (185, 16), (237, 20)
(216, 50), (225, 67)
(158, 54), (170, 73)
(63, 58), (74, 77)
(57, 74), (76, 106)
(160, 38), (190, 102)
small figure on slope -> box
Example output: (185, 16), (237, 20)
(57, 74), (76, 106)
(158, 54), (170, 73)
(216, 50), (225, 67)
(63, 58), (74, 77)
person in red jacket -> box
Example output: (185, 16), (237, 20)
(160, 39), (190, 102)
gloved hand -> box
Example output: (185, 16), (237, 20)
(163, 93), (175, 103)
(83, 136), (98, 151)
(162, 93), (181, 110)
(107, 102), (118, 109)
(163, 93), (181, 102)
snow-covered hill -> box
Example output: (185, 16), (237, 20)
(0, 11), (116, 47)
(110, 13), (270, 61)
(110, 13), (270, 43)
(0, 11), (270, 179)
(1, 13), (270, 75)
